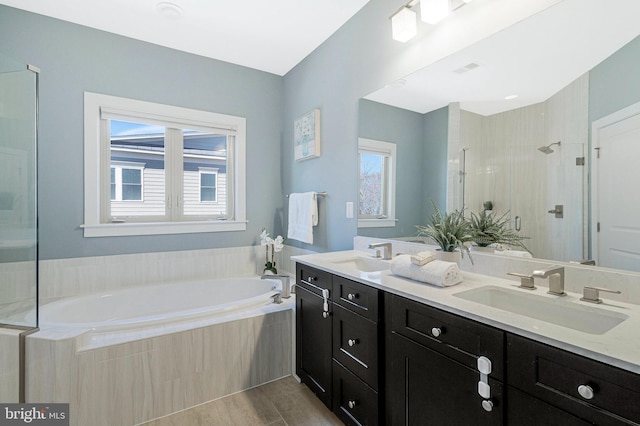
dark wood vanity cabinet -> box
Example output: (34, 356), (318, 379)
(385, 294), (505, 425)
(295, 264), (383, 424)
(507, 334), (640, 425)
(295, 264), (334, 409)
(296, 262), (640, 426)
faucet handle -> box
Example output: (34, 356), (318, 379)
(508, 272), (536, 290)
(580, 286), (621, 304)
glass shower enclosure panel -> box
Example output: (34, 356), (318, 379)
(0, 53), (38, 328)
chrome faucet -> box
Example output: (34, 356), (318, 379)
(533, 266), (565, 296)
(368, 242), (392, 260)
(261, 274), (292, 299)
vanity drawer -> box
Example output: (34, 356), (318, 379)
(296, 263), (333, 298)
(388, 294), (504, 381)
(333, 303), (380, 389)
(333, 360), (379, 426)
(333, 275), (380, 322)
(508, 333), (640, 425)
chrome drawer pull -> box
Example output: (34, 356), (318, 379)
(578, 384), (594, 400)
(348, 338), (359, 347)
(348, 400), (358, 409)
(347, 293), (358, 301)
(431, 327), (442, 338)
(322, 311), (331, 318)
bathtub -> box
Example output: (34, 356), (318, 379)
(40, 277), (280, 332)
(28, 276), (294, 425)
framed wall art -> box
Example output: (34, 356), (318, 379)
(294, 108), (321, 161)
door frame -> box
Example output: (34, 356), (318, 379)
(590, 100), (640, 263)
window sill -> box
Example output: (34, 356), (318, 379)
(357, 218), (398, 228)
(81, 220), (248, 237)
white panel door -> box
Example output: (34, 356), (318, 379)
(593, 109), (640, 271)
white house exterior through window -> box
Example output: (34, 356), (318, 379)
(83, 92), (247, 237)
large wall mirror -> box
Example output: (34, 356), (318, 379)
(357, 0), (640, 273)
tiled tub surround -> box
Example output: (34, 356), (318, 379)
(27, 246), (304, 426)
(27, 309), (292, 426)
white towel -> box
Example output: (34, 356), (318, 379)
(494, 249), (532, 258)
(287, 192), (318, 244)
(391, 255), (463, 287)
(411, 251), (435, 266)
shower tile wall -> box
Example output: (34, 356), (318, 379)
(457, 73), (589, 261)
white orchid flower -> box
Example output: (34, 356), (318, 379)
(260, 229), (270, 246)
(273, 235), (284, 252)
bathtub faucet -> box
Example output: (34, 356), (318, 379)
(261, 274), (292, 299)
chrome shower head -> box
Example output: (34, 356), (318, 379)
(538, 141), (561, 154)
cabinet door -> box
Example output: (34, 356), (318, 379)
(507, 386), (591, 426)
(388, 332), (503, 426)
(296, 284), (333, 409)
(508, 333), (640, 425)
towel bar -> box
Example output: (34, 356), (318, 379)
(286, 192), (327, 198)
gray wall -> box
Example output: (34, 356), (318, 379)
(357, 99), (424, 238)
(357, 99), (448, 239)
(282, 0), (438, 252)
(0, 5), (283, 259)
(589, 35), (640, 123)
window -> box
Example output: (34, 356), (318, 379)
(110, 163), (144, 202)
(358, 138), (397, 228)
(199, 169), (218, 203)
(83, 92), (246, 237)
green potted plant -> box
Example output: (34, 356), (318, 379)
(416, 201), (473, 265)
(469, 210), (531, 254)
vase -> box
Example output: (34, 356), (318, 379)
(435, 249), (462, 266)
(470, 246), (495, 253)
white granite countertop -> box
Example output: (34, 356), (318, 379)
(293, 250), (640, 374)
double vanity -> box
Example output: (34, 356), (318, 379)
(293, 249), (640, 425)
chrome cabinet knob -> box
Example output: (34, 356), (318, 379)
(431, 327), (442, 338)
(348, 400), (358, 409)
(347, 293), (358, 301)
(578, 384), (594, 400)
(348, 338), (359, 347)
(481, 400), (494, 412)
(322, 311), (330, 319)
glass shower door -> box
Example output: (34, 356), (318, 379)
(0, 53), (38, 328)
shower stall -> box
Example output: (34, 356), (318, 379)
(0, 51), (39, 402)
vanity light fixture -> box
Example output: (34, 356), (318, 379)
(391, 4), (418, 43)
(420, 0), (450, 24)
(391, 0), (475, 42)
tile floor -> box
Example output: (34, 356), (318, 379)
(139, 376), (342, 426)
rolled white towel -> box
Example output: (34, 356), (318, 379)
(494, 249), (532, 258)
(411, 251), (435, 266)
(391, 255), (463, 287)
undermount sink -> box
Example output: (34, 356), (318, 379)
(453, 286), (628, 335)
(329, 256), (390, 272)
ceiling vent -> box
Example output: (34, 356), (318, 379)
(453, 62), (480, 74)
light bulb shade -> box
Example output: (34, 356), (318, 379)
(420, 0), (450, 24)
(391, 6), (417, 42)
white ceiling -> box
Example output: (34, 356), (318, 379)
(0, 0), (369, 76)
(365, 0), (640, 116)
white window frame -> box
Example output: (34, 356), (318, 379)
(110, 161), (145, 202)
(83, 92), (247, 237)
(357, 138), (397, 228)
(198, 168), (218, 203)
